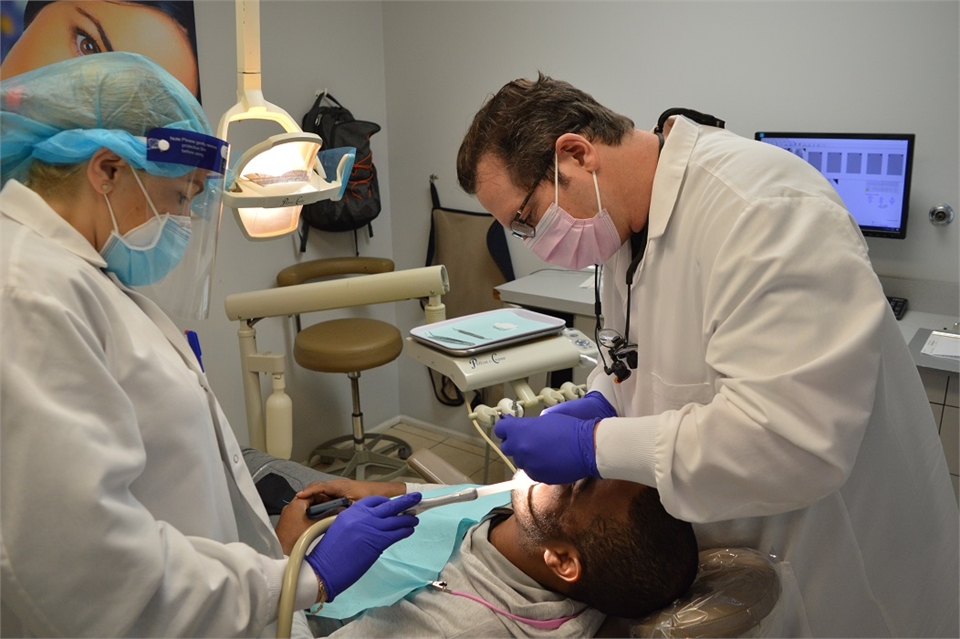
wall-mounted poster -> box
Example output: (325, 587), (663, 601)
(0, 0), (201, 101)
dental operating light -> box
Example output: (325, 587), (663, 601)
(217, 0), (353, 240)
(223, 133), (354, 239)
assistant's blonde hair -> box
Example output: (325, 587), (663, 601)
(23, 161), (85, 198)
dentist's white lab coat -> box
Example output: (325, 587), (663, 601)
(0, 180), (315, 637)
(591, 117), (959, 637)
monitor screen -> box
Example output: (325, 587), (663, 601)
(755, 132), (915, 239)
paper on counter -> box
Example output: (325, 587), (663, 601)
(921, 331), (960, 360)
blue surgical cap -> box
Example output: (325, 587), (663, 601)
(0, 52), (214, 184)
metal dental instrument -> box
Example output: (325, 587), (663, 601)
(427, 333), (474, 346)
(456, 328), (487, 340)
(403, 487), (478, 515)
(402, 471), (535, 515)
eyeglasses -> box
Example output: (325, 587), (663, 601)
(509, 162), (552, 239)
(509, 126), (581, 239)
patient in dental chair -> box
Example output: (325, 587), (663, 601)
(282, 476), (698, 638)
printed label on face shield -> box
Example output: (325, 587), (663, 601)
(147, 128), (229, 175)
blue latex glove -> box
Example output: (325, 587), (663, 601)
(541, 390), (618, 420)
(306, 492), (422, 601)
(495, 414), (601, 485)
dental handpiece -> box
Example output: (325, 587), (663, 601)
(402, 487), (478, 515)
(306, 497), (351, 519)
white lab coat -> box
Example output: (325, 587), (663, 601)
(0, 180), (315, 637)
(590, 117), (959, 637)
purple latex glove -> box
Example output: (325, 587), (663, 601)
(541, 390), (618, 420)
(306, 492), (421, 601)
(495, 413), (601, 485)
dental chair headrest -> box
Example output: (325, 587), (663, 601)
(596, 547), (782, 638)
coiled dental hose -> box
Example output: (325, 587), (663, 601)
(466, 381), (587, 472)
(277, 515), (337, 639)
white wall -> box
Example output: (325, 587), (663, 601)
(381, 0), (960, 436)
(187, 1), (959, 451)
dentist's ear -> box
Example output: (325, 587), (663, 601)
(555, 132), (600, 173)
(543, 542), (583, 585)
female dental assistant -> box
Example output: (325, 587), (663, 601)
(0, 53), (421, 638)
(457, 74), (959, 637)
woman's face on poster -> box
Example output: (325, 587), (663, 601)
(1, 1), (199, 97)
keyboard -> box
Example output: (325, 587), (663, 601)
(886, 296), (908, 320)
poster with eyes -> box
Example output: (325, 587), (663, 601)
(0, 0), (201, 102)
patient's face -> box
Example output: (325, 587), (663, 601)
(511, 478), (643, 547)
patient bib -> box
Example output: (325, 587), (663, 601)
(310, 485), (510, 619)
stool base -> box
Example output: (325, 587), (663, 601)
(308, 433), (412, 481)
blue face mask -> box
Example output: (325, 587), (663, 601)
(100, 170), (191, 287)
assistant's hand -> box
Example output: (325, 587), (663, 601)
(296, 478), (406, 504)
(306, 492), (421, 601)
(495, 413), (601, 485)
(541, 390), (618, 420)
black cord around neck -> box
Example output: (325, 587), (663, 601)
(593, 129), (664, 380)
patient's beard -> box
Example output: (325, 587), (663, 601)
(511, 486), (564, 556)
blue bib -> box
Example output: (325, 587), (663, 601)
(310, 485), (510, 619)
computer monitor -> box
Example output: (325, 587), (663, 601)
(755, 132), (915, 239)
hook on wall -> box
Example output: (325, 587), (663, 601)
(929, 204), (955, 226)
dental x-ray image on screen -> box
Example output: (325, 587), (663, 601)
(756, 131), (915, 239)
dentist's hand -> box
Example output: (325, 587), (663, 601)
(495, 414), (601, 485)
(541, 391), (617, 421)
(306, 492), (421, 601)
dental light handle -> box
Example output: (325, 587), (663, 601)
(278, 516), (336, 639)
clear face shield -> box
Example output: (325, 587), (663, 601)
(129, 128), (229, 320)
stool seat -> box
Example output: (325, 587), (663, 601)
(294, 318), (403, 373)
(275, 256), (413, 481)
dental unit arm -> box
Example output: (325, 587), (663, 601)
(405, 322), (600, 473)
(224, 265), (449, 459)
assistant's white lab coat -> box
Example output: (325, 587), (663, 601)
(590, 117), (959, 637)
(0, 180), (315, 637)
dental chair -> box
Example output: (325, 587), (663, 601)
(276, 257), (413, 481)
(596, 547), (784, 638)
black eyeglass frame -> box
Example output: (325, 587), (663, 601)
(509, 125), (582, 239)
(509, 161), (552, 239)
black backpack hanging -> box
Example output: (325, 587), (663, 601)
(299, 92), (382, 254)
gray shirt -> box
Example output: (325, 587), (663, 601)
(325, 510), (604, 638)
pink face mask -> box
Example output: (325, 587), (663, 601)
(523, 158), (623, 270)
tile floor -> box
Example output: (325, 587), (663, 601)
(310, 422), (514, 485)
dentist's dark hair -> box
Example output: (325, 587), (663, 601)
(457, 72), (634, 197)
